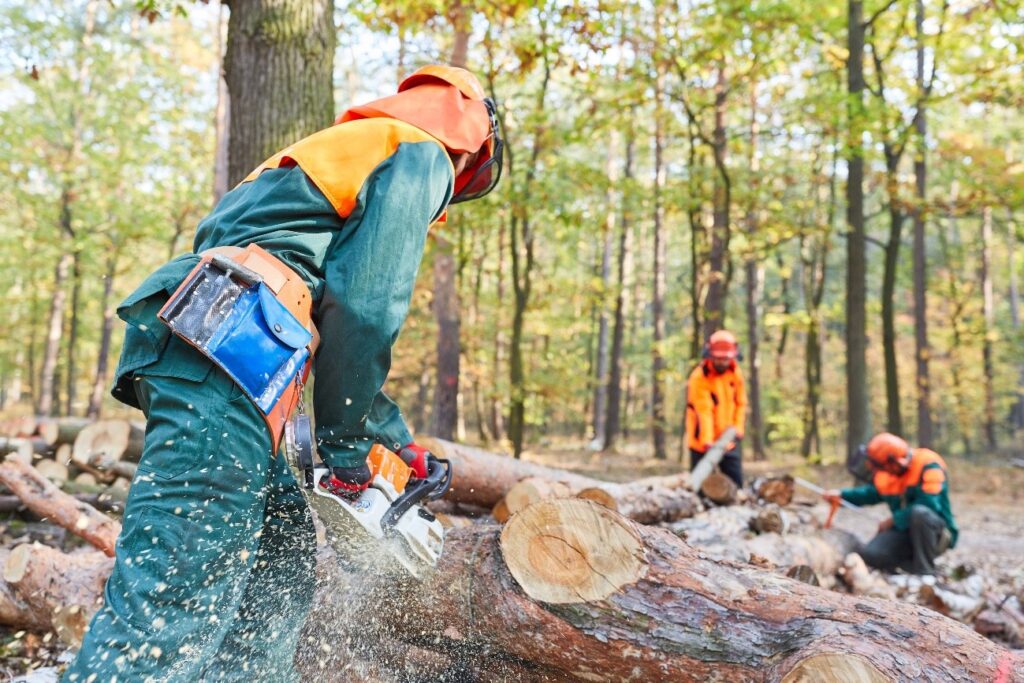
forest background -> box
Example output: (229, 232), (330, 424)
(0, 0), (1022, 466)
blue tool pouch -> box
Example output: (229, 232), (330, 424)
(159, 258), (312, 415)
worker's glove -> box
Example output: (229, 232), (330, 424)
(320, 463), (372, 498)
(822, 489), (843, 506)
(398, 443), (430, 479)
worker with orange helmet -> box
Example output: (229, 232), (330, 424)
(66, 65), (503, 680)
(686, 330), (748, 487)
(823, 432), (958, 575)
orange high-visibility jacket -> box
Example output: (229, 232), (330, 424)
(685, 361), (747, 452)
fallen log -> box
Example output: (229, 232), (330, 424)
(71, 418), (145, 468)
(381, 498), (1022, 682)
(701, 470), (738, 505)
(0, 456), (121, 556)
(419, 437), (700, 524)
(688, 426), (737, 492)
(754, 475), (795, 505)
(2, 544), (112, 646)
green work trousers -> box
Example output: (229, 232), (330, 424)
(64, 336), (316, 682)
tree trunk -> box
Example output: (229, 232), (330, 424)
(418, 437), (700, 524)
(882, 196), (905, 435)
(87, 252), (118, 419)
(744, 85), (765, 460)
(65, 251), (82, 416)
(590, 131), (618, 449)
(702, 66), (731, 340)
(429, 14), (472, 441)
(382, 499), (1022, 682)
(224, 0), (336, 186)
(1010, 215), (1024, 432)
(846, 0), (870, 457)
(651, 32), (668, 460)
(37, 252), (71, 417)
(912, 0), (933, 445)
(981, 206), (997, 449)
(213, 1), (230, 204)
(603, 135), (634, 452)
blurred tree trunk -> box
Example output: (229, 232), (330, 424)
(743, 85), (765, 460)
(87, 253), (118, 419)
(981, 206), (997, 450)
(590, 131), (618, 449)
(702, 66), (731, 341)
(651, 16), (668, 461)
(430, 7), (471, 440)
(224, 0), (335, 186)
(939, 212), (973, 455)
(846, 0), (871, 457)
(881, 149), (905, 436)
(687, 124), (704, 360)
(912, 0), (933, 446)
(1009, 215), (1024, 433)
(604, 136), (634, 452)
(483, 34), (506, 444)
(213, 1), (230, 204)
(64, 252), (82, 415)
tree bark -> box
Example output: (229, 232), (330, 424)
(224, 0), (336, 186)
(382, 499), (1022, 682)
(213, 1), (230, 204)
(37, 251), (71, 417)
(0, 456), (121, 556)
(87, 252), (118, 419)
(981, 206), (997, 449)
(845, 0), (871, 458)
(702, 66), (732, 340)
(651, 23), (668, 461)
(603, 135), (634, 452)
(590, 130), (618, 449)
(912, 0), (933, 446)
(72, 418), (145, 467)
(744, 85), (765, 460)
(418, 437), (700, 524)
(881, 153), (905, 436)
(1010, 214), (1024, 432)
(65, 251), (82, 416)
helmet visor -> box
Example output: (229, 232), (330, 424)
(450, 98), (504, 204)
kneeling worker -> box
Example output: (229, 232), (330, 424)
(824, 433), (958, 575)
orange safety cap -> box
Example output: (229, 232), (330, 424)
(707, 330), (740, 360)
(865, 432), (910, 467)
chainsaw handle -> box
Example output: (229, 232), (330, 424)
(380, 456), (452, 530)
(824, 498), (840, 529)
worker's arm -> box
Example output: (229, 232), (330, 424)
(732, 365), (747, 439)
(840, 483), (882, 507)
(892, 464), (947, 530)
(687, 370), (716, 451)
(313, 141), (454, 469)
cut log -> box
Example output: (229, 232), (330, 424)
(700, 470), (738, 504)
(492, 498), (511, 524)
(71, 418), (145, 468)
(574, 487), (618, 511)
(55, 443), (72, 466)
(34, 458), (69, 485)
(503, 477), (572, 517)
(0, 456), (121, 556)
(0, 437), (50, 460)
(749, 504), (789, 535)
(838, 553), (896, 599)
(37, 417), (92, 447)
(378, 498), (1022, 682)
(688, 426), (737, 492)
(2, 543), (112, 646)
(419, 437), (700, 524)
(755, 475), (795, 505)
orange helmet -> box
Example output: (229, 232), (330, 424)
(864, 432), (910, 469)
(705, 330), (740, 361)
(338, 64), (503, 204)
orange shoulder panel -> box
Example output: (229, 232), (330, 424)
(873, 471), (903, 496)
(920, 467), (945, 494)
(242, 118), (453, 218)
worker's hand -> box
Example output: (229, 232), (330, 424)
(320, 463), (372, 497)
(399, 443), (430, 479)
(877, 517), (894, 533)
(822, 489), (843, 506)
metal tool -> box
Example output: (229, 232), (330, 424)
(285, 434), (452, 579)
(794, 476), (861, 529)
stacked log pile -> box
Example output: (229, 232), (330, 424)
(0, 426), (1021, 681)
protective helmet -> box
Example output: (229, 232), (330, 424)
(338, 64), (503, 204)
(864, 432), (910, 469)
(704, 330), (741, 361)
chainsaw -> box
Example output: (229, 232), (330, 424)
(282, 414), (452, 579)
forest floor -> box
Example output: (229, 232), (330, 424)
(1, 440), (1021, 680)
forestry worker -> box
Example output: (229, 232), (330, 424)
(685, 329), (748, 488)
(824, 432), (959, 575)
(64, 65), (503, 682)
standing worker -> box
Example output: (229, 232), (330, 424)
(823, 432), (958, 575)
(64, 65), (503, 682)
(685, 330), (747, 487)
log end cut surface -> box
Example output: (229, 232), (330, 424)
(501, 498), (646, 604)
(780, 653), (888, 683)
